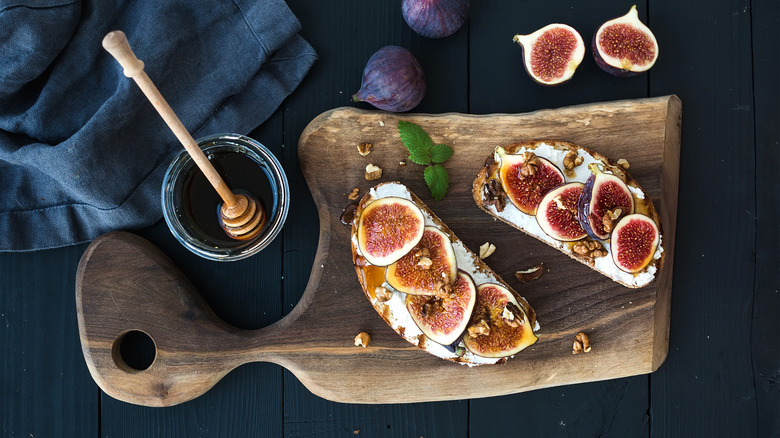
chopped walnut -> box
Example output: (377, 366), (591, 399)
(415, 247), (431, 259)
(484, 179), (507, 212)
(563, 150), (584, 170)
(515, 263), (544, 283)
(518, 152), (539, 180)
(364, 164), (382, 181)
(572, 240), (607, 265)
(468, 319), (491, 338)
(417, 256), (433, 269)
(479, 242), (496, 260)
(354, 332), (371, 348)
(432, 279), (454, 298)
(347, 187), (360, 200)
(399, 160), (406, 167)
(572, 332), (591, 354)
(501, 302), (524, 328)
(357, 142), (373, 156)
(601, 208), (623, 233)
(617, 158), (630, 169)
(374, 286), (393, 302)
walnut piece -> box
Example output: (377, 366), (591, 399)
(354, 332), (371, 348)
(617, 158), (630, 169)
(484, 179), (507, 212)
(501, 302), (524, 328)
(374, 286), (393, 302)
(563, 150), (584, 170)
(399, 160), (407, 167)
(364, 164), (383, 181)
(357, 142), (373, 156)
(479, 242), (496, 260)
(518, 152), (539, 180)
(417, 256), (433, 269)
(601, 208), (623, 233)
(347, 187), (360, 200)
(572, 332), (591, 354)
(468, 319), (491, 338)
(515, 263), (544, 283)
(572, 241), (607, 266)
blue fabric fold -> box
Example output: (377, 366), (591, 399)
(0, 0), (316, 251)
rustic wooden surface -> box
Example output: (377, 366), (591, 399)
(74, 97), (680, 406)
(2, 0), (777, 436)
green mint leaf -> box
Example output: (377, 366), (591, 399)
(398, 121), (433, 164)
(430, 143), (453, 163)
(424, 164), (449, 201)
(408, 149), (432, 165)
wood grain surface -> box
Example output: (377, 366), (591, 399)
(76, 96), (681, 406)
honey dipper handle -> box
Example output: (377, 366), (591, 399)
(102, 31), (238, 208)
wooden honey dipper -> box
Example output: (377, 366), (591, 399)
(102, 30), (265, 240)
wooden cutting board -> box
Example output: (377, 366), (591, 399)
(76, 96), (681, 406)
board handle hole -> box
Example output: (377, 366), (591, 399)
(114, 330), (157, 371)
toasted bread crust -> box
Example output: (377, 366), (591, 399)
(472, 141), (664, 288)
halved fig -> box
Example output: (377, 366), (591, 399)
(513, 24), (585, 86)
(536, 182), (588, 241)
(578, 163), (634, 240)
(593, 5), (658, 76)
(462, 283), (538, 358)
(357, 197), (425, 266)
(610, 214), (660, 273)
(497, 147), (565, 215)
(406, 270), (477, 346)
(386, 226), (457, 295)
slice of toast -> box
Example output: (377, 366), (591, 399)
(472, 141), (664, 288)
(351, 182), (539, 366)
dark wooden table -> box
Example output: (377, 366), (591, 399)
(2, 0), (778, 436)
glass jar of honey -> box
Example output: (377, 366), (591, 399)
(161, 133), (289, 261)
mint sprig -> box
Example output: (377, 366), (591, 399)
(398, 121), (453, 201)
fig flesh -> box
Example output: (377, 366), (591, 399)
(497, 147), (565, 215)
(357, 197), (425, 266)
(462, 283), (538, 358)
(386, 226), (457, 295)
(610, 214), (659, 273)
(402, 0), (469, 39)
(513, 24), (585, 86)
(406, 270), (477, 346)
(592, 5), (658, 76)
(536, 182), (588, 241)
(353, 46), (426, 112)
(578, 163), (634, 240)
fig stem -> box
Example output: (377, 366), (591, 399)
(352, 94), (362, 103)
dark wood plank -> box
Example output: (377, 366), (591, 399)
(470, 377), (648, 437)
(648, 0), (758, 436)
(468, 1), (652, 436)
(0, 245), (98, 437)
(98, 111), (286, 436)
(281, 0), (469, 433)
(750, 0), (780, 436)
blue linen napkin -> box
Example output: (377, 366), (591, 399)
(0, 0), (316, 251)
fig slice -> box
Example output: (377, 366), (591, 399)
(462, 283), (538, 358)
(497, 147), (565, 215)
(536, 182), (588, 241)
(593, 5), (658, 76)
(578, 163), (634, 240)
(513, 24), (585, 86)
(357, 197), (425, 266)
(610, 214), (660, 273)
(406, 270), (477, 346)
(386, 226), (457, 295)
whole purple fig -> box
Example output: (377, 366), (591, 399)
(352, 46), (426, 112)
(402, 0), (469, 39)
